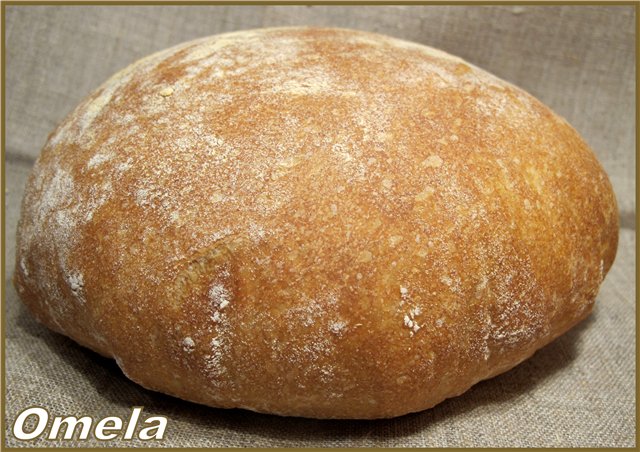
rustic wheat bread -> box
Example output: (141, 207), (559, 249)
(14, 27), (618, 419)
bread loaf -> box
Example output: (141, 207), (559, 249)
(14, 27), (618, 419)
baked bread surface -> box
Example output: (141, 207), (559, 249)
(14, 27), (618, 419)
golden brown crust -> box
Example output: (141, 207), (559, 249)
(14, 27), (618, 419)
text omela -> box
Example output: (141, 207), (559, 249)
(13, 407), (167, 441)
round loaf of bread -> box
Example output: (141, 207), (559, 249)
(14, 27), (618, 419)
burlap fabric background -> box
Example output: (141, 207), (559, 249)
(4, 5), (636, 447)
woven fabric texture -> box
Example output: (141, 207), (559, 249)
(4, 5), (636, 447)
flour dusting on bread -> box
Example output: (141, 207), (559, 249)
(14, 27), (618, 419)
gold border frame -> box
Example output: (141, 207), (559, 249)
(1, 1), (637, 449)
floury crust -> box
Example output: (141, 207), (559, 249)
(14, 27), (618, 419)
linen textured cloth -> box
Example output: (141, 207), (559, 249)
(4, 5), (635, 447)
